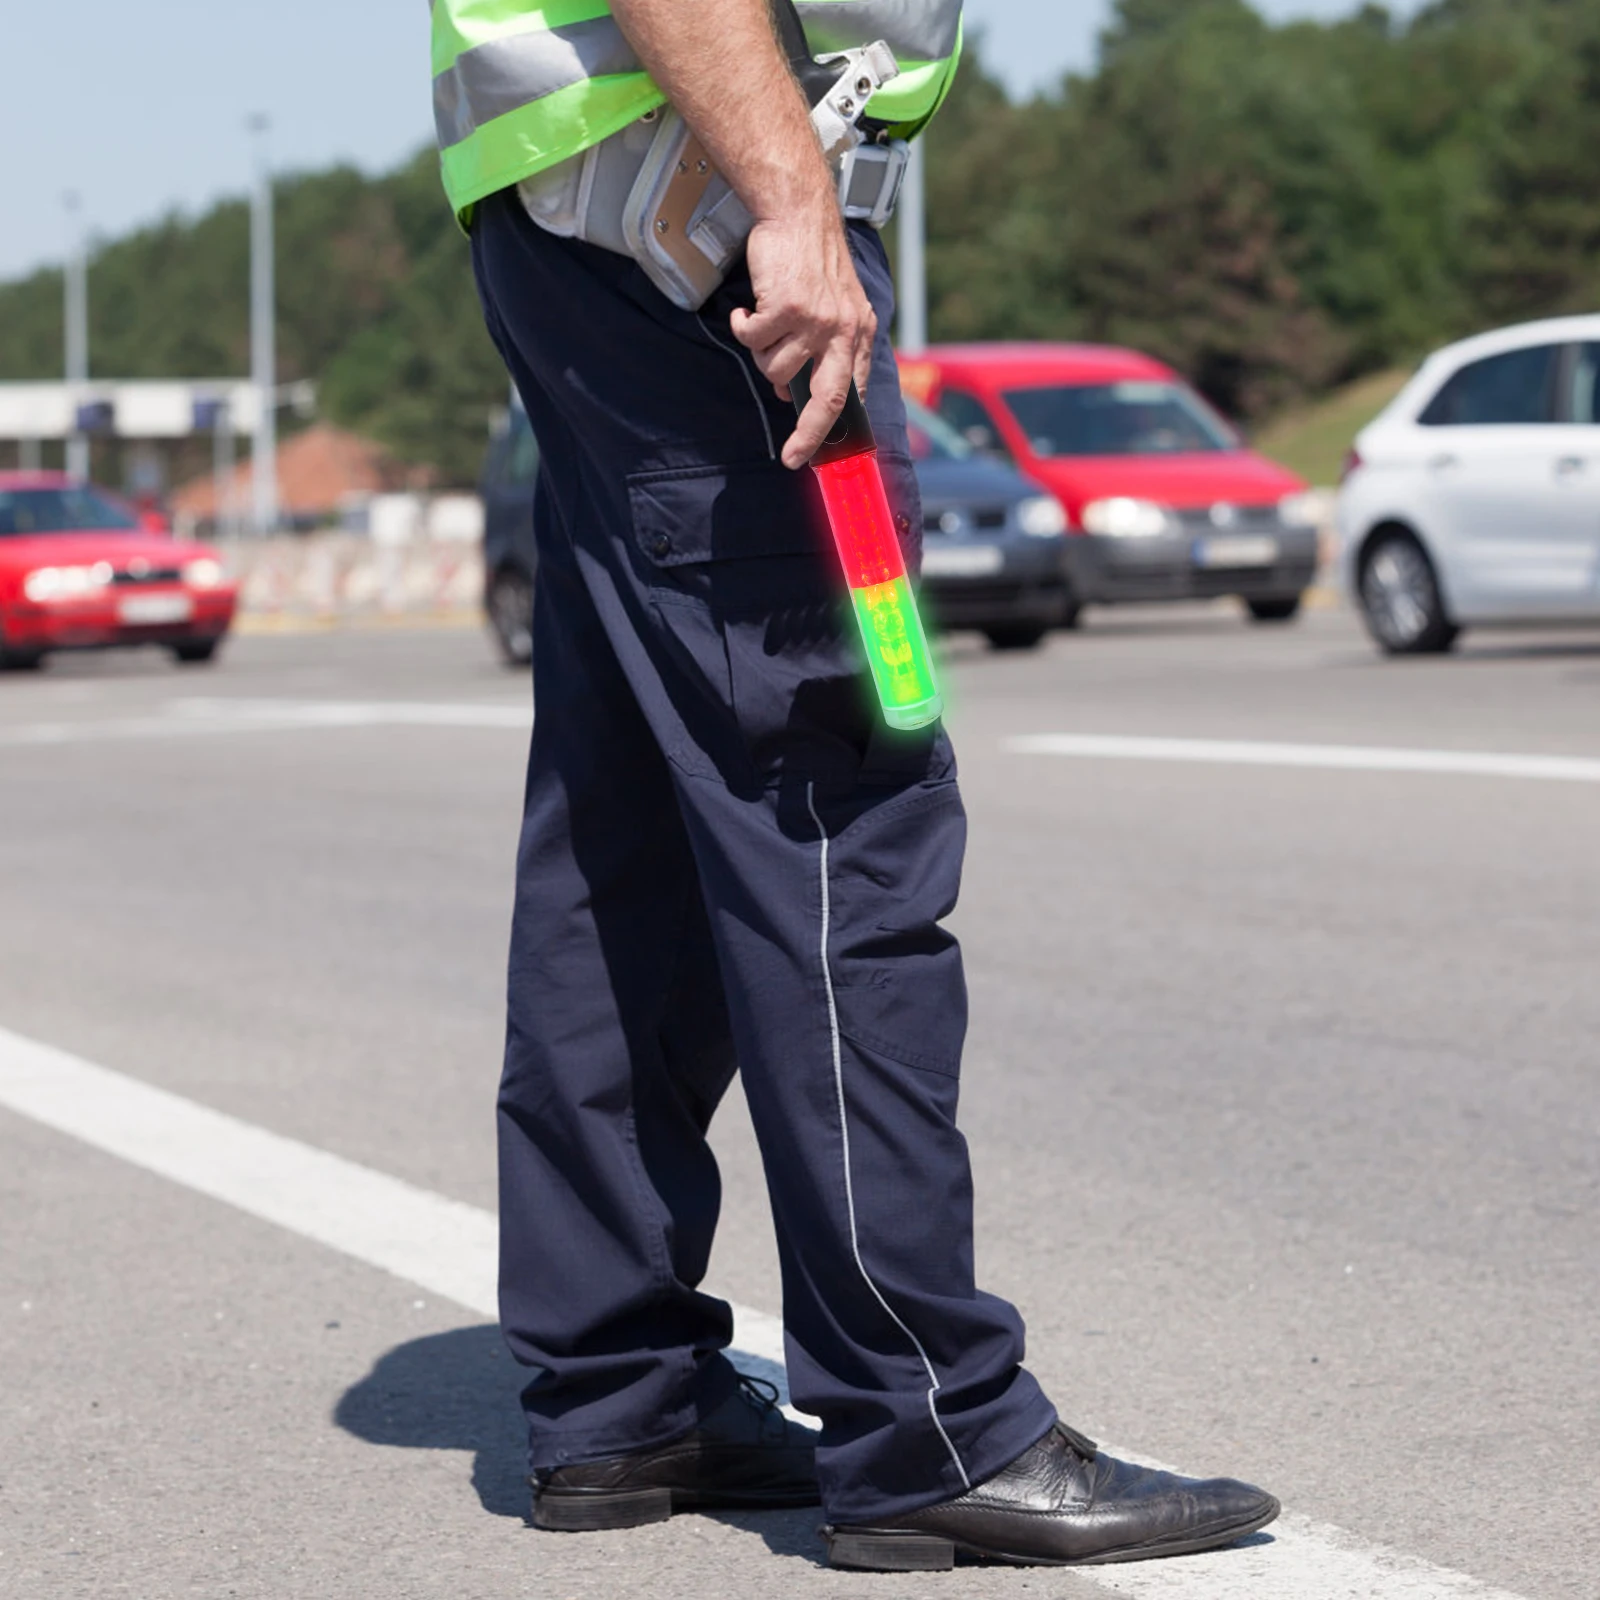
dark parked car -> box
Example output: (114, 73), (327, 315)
(906, 399), (1074, 649)
(480, 397), (1074, 665)
(480, 408), (541, 665)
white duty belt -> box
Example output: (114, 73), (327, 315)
(517, 40), (908, 311)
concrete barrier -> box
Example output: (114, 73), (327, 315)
(217, 489), (1341, 631)
(219, 533), (485, 625)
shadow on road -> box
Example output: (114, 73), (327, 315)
(332, 1324), (832, 1561)
(333, 1323), (530, 1520)
(332, 1325), (1278, 1572)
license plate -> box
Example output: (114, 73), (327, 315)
(118, 593), (194, 625)
(1195, 535), (1278, 569)
(921, 545), (1004, 578)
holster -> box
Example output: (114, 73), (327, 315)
(516, 39), (908, 311)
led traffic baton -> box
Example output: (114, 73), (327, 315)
(791, 367), (944, 731)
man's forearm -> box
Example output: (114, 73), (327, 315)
(609, 0), (835, 225)
(612, 0), (876, 465)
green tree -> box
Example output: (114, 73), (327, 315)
(1463, 0), (1600, 321)
(8, 1), (1600, 469)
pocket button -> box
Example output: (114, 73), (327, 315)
(650, 534), (673, 558)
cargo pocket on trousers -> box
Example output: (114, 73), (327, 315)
(628, 462), (869, 789)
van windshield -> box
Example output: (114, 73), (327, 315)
(904, 397), (972, 462)
(1001, 382), (1237, 458)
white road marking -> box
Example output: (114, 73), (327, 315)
(0, 1022), (1531, 1600)
(0, 698), (529, 749)
(1007, 732), (1600, 785)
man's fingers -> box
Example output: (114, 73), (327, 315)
(730, 301), (805, 356)
(750, 334), (813, 393)
(853, 338), (874, 401)
(782, 348), (854, 470)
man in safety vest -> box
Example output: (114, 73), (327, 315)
(434, 0), (1279, 1570)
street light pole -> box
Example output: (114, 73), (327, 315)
(213, 398), (236, 540)
(897, 139), (928, 356)
(248, 115), (278, 536)
(63, 192), (90, 481)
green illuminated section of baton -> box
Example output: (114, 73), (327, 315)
(851, 576), (942, 731)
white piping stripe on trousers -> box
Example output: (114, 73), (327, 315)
(805, 782), (971, 1490)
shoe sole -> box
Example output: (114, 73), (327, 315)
(534, 1487), (821, 1533)
(824, 1500), (1281, 1572)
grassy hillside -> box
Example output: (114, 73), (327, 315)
(1255, 370), (1412, 486)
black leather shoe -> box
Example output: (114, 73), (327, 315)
(824, 1423), (1279, 1570)
(531, 1375), (819, 1531)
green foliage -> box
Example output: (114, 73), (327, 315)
(4, 0), (1600, 482)
(0, 152), (502, 486)
(923, 0), (1600, 422)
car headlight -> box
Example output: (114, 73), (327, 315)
(1015, 495), (1068, 538)
(183, 557), (225, 589)
(1277, 491), (1325, 529)
(23, 564), (112, 602)
(1079, 497), (1176, 539)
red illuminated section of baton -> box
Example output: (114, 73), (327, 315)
(797, 376), (943, 731)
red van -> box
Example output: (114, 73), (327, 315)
(899, 344), (1319, 624)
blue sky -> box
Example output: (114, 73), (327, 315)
(1, 0), (1420, 284)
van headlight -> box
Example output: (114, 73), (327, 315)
(183, 557), (225, 589)
(1278, 491), (1325, 529)
(1080, 498), (1176, 539)
(1015, 495), (1068, 537)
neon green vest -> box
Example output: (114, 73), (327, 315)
(433, 1), (963, 223)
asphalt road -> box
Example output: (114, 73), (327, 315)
(2, 605), (1597, 1600)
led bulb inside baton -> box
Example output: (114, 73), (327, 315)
(792, 369), (943, 732)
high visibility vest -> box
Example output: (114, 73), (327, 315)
(433, 1), (964, 223)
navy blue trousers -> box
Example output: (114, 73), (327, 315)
(471, 188), (1053, 1522)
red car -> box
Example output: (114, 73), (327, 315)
(0, 473), (237, 669)
(899, 344), (1320, 624)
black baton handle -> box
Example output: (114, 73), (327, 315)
(790, 363), (877, 466)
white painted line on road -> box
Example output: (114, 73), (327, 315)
(0, 698), (530, 749)
(1007, 732), (1600, 785)
(0, 1022), (1531, 1600)
(0, 1022), (783, 1392)
(1071, 1506), (1530, 1600)
(0, 1023), (500, 1315)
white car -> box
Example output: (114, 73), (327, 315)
(1338, 315), (1600, 653)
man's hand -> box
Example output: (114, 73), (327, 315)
(610, 0), (874, 468)
(731, 204), (876, 469)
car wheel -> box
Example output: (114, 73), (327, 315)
(1359, 531), (1459, 655)
(1247, 596), (1303, 624)
(984, 623), (1048, 651)
(0, 627), (44, 670)
(170, 639), (221, 665)
(488, 566), (534, 666)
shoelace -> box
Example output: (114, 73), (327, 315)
(1057, 1421), (1100, 1462)
(735, 1372), (794, 1443)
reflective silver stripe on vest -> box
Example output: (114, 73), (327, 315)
(434, 1), (960, 152)
(434, 16), (641, 151)
(795, 0), (962, 61)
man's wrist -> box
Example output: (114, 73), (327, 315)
(742, 149), (838, 227)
